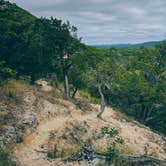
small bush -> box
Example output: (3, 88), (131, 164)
(101, 126), (119, 137)
(0, 61), (16, 86)
(101, 126), (124, 153)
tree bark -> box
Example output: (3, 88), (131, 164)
(144, 105), (155, 123)
(142, 105), (147, 123)
(60, 53), (70, 99)
(63, 69), (70, 99)
(97, 84), (105, 119)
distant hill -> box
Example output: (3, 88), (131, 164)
(93, 39), (166, 48)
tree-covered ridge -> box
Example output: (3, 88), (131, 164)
(0, 0), (36, 80)
(93, 39), (166, 48)
(0, 0), (35, 23)
(0, 0), (165, 137)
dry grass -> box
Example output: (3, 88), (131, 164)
(2, 79), (31, 99)
(72, 99), (95, 112)
(47, 138), (80, 159)
(47, 120), (91, 159)
(116, 144), (134, 155)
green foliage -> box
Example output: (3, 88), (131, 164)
(0, 61), (16, 84)
(101, 126), (119, 137)
(108, 45), (166, 134)
(79, 90), (100, 104)
(101, 126), (124, 152)
(0, 1), (81, 86)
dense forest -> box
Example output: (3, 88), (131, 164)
(0, 0), (166, 137)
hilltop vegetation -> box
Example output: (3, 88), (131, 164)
(0, 1), (166, 165)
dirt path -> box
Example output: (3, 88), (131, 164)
(14, 102), (166, 166)
(15, 109), (97, 166)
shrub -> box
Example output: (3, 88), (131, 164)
(0, 61), (16, 86)
(79, 90), (100, 104)
(101, 126), (124, 153)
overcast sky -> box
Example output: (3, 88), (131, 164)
(9, 0), (166, 45)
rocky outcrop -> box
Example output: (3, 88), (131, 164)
(20, 107), (37, 129)
(0, 90), (38, 145)
(0, 126), (17, 144)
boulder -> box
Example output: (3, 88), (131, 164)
(35, 79), (53, 92)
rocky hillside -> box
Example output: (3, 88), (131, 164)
(0, 80), (166, 166)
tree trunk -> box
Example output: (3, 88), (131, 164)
(97, 84), (105, 119)
(63, 70), (70, 99)
(144, 105), (154, 123)
(72, 87), (78, 98)
(142, 106), (147, 123)
(60, 54), (70, 99)
(142, 105), (153, 123)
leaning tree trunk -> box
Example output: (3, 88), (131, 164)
(97, 84), (105, 119)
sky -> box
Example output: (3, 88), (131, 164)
(9, 0), (166, 45)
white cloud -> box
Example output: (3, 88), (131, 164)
(8, 0), (166, 44)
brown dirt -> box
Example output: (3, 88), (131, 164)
(14, 99), (166, 166)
